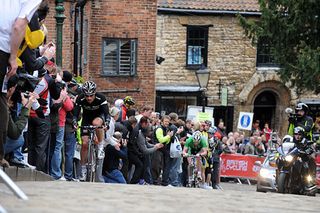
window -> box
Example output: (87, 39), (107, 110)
(156, 93), (198, 119)
(102, 38), (137, 76)
(256, 37), (277, 67)
(186, 26), (208, 68)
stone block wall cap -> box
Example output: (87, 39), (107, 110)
(156, 85), (200, 92)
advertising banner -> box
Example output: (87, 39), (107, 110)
(316, 153), (320, 188)
(220, 154), (265, 180)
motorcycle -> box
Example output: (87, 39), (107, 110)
(275, 137), (317, 196)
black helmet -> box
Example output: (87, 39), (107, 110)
(82, 81), (96, 95)
(295, 102), (308, 113)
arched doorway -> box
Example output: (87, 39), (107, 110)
(253, 91), (277, 129)
(239, 79), (292, 136)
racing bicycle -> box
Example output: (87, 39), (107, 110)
(80, 125), (104, 182)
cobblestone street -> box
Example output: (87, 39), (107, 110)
(1, 181), (319, 212)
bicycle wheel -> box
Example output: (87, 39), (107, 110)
(86, 144), (96, 182)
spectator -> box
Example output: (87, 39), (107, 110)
(217, 120), (226, 138)
(4, 75), (38, 167)
(50, 86), (73, 180)
(244, 137), (255, 155)
(64, 74), (82, 181)
(0, 0), (42, 167)
(98, 106), (121, 182)
(116, 116), (137, 182)
(226, 135), (237, 154)
(18, 1), (53, 75)
(251, 120), (262, 136)
(136, 117), (163, 184)
(128, 116), (149, 184)
(207, 127), (223, 189)
(119, 96), (135, 121)
(254, 137), (265, 156)
(135, 105), (153, 123)
(103, 132), (127, 184)
(184, 119), (194, 137)
(154, 115), (173, 186)
(263, 122), (272, 143)
(28, 60), (62, 173)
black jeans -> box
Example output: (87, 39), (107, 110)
(160, 145), (170, 186)
(0, 50), (9, 161)
(128, 152), (144, 184)
(211, 161), (220, 186)
(28, 116), (51, 173)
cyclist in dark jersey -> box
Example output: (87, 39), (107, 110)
(73, 81), (110, 180)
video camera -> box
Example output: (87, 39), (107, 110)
(285, 108), (299, 123)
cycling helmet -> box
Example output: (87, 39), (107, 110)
(114, 99), (124, 108)
(193, 131), (202, 142)
(282, 135), (293, 143)
(294, 126), (305, 135)
(123, 96), (135, 106)
(295, 102), (308, 113)
(208, 126), (217, 135)
(82, 81), (96, 95)
(205, 120), (212, 126)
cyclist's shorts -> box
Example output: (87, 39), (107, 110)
(80, 114), (105, 136)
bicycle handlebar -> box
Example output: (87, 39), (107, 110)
(182, 154), (201, 158)
(80, 125), (104, 130)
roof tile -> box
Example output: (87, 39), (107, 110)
(158, 0), (260, 12)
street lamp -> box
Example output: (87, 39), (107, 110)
(195, 65), (210, 112)
(55, 0), (66, 67)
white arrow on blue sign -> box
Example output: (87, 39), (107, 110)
(237, 112), (254, 131)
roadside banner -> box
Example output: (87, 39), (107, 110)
(316, 153), (320, 188)
(220, 153), (265, 180)
(237, 112), (254, 131)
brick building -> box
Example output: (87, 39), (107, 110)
(155, 0), (320, 136)
(45, 0), (157, 107)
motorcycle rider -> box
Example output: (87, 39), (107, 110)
(288, 102), (314, 140)
(292, 126), (316, 184)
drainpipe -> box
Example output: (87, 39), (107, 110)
(73, 4), (79, 76)
(73, 0), (87, 76)
(79, 4), (84, 76)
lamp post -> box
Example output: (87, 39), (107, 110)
(195, 65), (210, 112)
(55, 0), (66, 67)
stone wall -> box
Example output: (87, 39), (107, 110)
(156, 13), (320, 133)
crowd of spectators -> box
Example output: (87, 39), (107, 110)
(0, 1), (274, 190)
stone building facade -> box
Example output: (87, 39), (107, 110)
(155, 1), (320, 136)
(44, 0), (157, 107)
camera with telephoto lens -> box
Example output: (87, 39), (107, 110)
(11, 74), (39, 104)
(10, 74), (46, 118)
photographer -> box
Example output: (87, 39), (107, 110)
(103, 131), (128, 184)
(4, 75), (39, 167)
(27, 61), (62, 173)
(288, 103), (314, 140)
(0, 0), (42, 167)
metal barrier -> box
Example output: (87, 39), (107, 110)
(0, 168), (28, 200)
